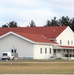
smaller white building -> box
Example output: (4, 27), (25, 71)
(0, 26), (74, 60)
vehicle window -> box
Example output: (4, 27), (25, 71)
(3, 53), (7, 56)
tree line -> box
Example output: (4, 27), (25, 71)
(45, 16), (74, 31)
(2, 16), (74, 31)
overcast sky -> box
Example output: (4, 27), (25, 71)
(0, 0), (74, 27)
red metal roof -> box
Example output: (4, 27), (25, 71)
(60, 46), (74, 49)
(0, 26), (67, 38)
(15, 32), (57, 44)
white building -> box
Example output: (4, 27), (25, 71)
(0, 26), (74, 59)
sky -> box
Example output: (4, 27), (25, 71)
(0, 0), (74, 27)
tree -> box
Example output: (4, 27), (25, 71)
(2, 21), (18, 28)
(50, 17), (58, 26)
(7, 21), (18, 27)
(29, 20), (36, 27)
(58, 16), (71, 26)
(45, 20), (51, 26)
(70, 18), (74, 31)
(45, 17), (58, 26)
(2, 24), (8, 28)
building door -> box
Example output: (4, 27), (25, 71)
(53, 49), (56, 57)
(11, 49), (18, 59)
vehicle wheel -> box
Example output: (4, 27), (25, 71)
(2, 58), (4, 60)
(8, 58), (10, 60)
(8, 57), (10, 60)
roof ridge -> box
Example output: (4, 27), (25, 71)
(41, 34), (48, 39)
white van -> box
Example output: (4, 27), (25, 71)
(2, 52), (14, 60)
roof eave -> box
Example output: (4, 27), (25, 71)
(35, 42), (57, 45)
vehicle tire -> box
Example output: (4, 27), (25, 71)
(8, 58), (10, 60)
(2, 58), (4, 60)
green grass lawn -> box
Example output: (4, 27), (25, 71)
(0, 60), (74, 74)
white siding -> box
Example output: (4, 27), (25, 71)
(33, 44), (53, 59)
(56, 27), (74, 46)
(0, 34), (33, 58)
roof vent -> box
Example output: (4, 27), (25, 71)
(53, 30), (55, 32)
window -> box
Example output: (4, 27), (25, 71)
(14, 49), (16, 53)
(40, 48), (42, 54)
(11, 49), (13, 53)
(71, 41), (73, 45)
(54, 49), (56, 54)
(60, 40), (62, 44)
(45, 48), (47, 54)
(68, 40), (69, 45)
(11, 49), (17, 53)
(50, 48), (51, 54)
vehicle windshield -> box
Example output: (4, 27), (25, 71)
(3, 53), (7, 56)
